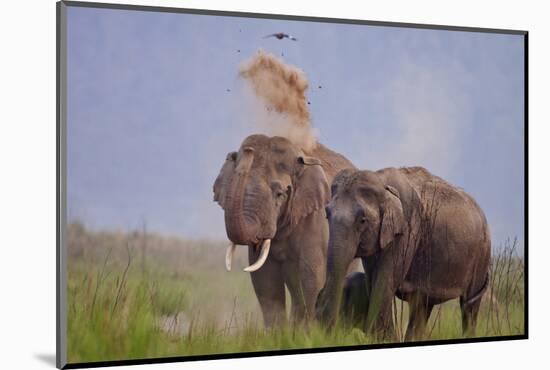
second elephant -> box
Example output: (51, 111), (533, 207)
(316, 166), (491, 341)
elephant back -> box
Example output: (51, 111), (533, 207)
(308, 143), (356, 183)
(400, 167), (481, 212)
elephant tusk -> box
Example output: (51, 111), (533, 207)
(244, 239), (271, 272)
(225, 243), (237, 271)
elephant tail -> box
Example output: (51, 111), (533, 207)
(464, 272), (490, 307)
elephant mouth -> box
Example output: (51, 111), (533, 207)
(225, 238), (271, 273)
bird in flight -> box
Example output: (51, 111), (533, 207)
(264, 32), (297, 41)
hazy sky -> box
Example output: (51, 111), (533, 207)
(67, 6), (525, 248)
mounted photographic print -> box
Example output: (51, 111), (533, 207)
(56, 1), (528, 368)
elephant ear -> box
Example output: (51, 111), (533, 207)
(213, 151), (237, 209)
(289, 156), (330, 227)
(379, 185), (405, 249)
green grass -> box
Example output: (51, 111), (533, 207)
(66, 223), (525, 364)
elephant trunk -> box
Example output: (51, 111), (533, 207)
(224, 147), (260, 246)
(317, 228), (357, 327)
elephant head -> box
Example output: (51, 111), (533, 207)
(316, 169), (405, 328)
(213, 134), (330, 272)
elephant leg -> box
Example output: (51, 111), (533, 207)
(284, 253), (325, 325)
(249, 248), (286, 327)
(285, 211), (328, 325)
(366, 297), (395, 340)
(404, 294), (434, 341)
(363, 263), (395, 340)
(460, 270), (489, 336)
(365, 244), (415, 341)
(285, 275), (307, 324)
(460, 296), (482, 336)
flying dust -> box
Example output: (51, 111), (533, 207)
(238, 50), (318, 153)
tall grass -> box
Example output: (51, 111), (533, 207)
(66, 223), (524, 364)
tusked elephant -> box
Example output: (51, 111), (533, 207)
(213, 134), (355, 326)
(316, 166), (491, 341)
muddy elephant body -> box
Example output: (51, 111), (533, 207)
(317, 166), (491, 340)
(213, 134), (355, 326)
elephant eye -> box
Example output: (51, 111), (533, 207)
(277, 162), (290, 173)
(355, 208), (366, 224)
(271, 181), (288, 199)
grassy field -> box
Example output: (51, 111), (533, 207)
(66, 222), (525, 364)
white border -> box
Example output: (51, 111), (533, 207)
(2, 1), (546, 369)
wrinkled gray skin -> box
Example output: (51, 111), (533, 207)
(213, 134), (355, 327)
(316, 167), (491, 341)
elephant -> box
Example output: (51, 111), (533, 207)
(213, 134), (355, 327)
(340, 272), (369, 329)
(316, 166), (491, 341)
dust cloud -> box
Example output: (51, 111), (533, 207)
(238, 50), (318, 152)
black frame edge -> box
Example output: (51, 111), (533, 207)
(61, 0), (527, 35)
(523, 32), (529, 338)
(56, 2), (61, 368)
